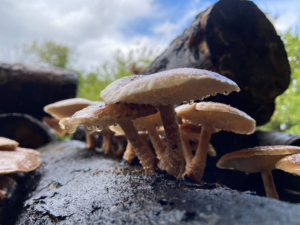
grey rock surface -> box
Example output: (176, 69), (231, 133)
(12, 141), (300, 225)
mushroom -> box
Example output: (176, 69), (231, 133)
(275, 153), (300, 176)
(176, 102), (255, 182)
(0, 137), (19, 151)
(0, 148), (42, 174)
(44, 98), (95, 148)
(101, 68), (240, 177)
(179, 123), (217, 166)
(217, 145), (300, 199)
(90, 128), (115, 154)
(113, 132), (126, 158)
(110, 112), (175, 159)
(59, 102), (158, 174)
(43, 117), (66, 136)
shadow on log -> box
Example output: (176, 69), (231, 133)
(143, 0), (290, 126)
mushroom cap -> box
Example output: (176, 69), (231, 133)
(275, 154), (300, 176)
(217, 145), (300, 173)
(0, 137), (19, 151)
(0, 148), (42, 174)
(132, 112), (162, 131)
(43, 117), (66, 136)
(179, 123), (202, 140)
(44, 98), (93, 119)
(59, 102), (158, 134)
(101, 68), (240, 106)
(176, 102), (256, 134)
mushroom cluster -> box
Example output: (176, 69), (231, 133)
(58, 68), (246, 177)
(54, 67), (300, 200)
(0, 137), (42, 201)
(217, 146), (300, 199)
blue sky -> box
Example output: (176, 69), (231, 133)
(0, 0), (299, 71)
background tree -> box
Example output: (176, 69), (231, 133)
(23, 40), (72, 68)
(260, 29), (300, 134)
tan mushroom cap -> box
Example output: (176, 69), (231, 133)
(176, 102), (256, 134)
(101, 68), (240, 106)
(275, 153), (300, 176)
(217, 145), (300, 173)
(0, 137), (19, 151)
(44, 98), (93, 119)
(59, 102), (158, 133)
(0, 148), (42, 174)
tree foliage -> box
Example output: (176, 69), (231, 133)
(23, 40), (72, 68)
(76, 47), (157, 101)
(260, 28), (300, 133)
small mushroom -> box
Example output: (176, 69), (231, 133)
(101, 68), (240, 177)
(176, 102), (255, 182)
(59, 102), (158, 174)
(43, 117), (66, 136)
(217, 145), (300, 199)
(113, 132), (126, 158)
(0, 137), (19, 151)
(0, 148), (42, 174)
(179, 123), (217, 166)
(275, 153), (300, 176)
(44, 98), (94, 148)
(90, 128), (115, 154)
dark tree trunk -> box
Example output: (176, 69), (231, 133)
(0, 63), (78, 120)
(143, 0), (290, 126)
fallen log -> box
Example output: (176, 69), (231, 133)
(0, 63), (78, 120)
(143, 0), (290, 126)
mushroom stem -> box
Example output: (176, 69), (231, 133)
(261, 169), (279, 199)
(119, 120), (157, 175)
(123, 142), (136, 164)
(145, 124), (166, 159)
(157, 104), (185, 177)
(185, 124), (212, 182)
(182, 136), (193, 166)
(101, 132), (114, 154)
(85, 127), (96, 149)
(114, 136), (125, 157)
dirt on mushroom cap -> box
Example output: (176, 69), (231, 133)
(100, 68), (240, 106)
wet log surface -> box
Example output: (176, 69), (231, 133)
(0, 113), (56, 149)
(10, 141), (300, 225)
(0, 63), (78, 120)
(143, 0), (290, 126)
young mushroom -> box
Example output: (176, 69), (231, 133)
(217, 145), (300, 199)
(179, 123), (216, 166)
(43, 117), (66, 136)
(44, 98), (94, 148)
(0, 148), (42, 174)
(101, 68), (240, 177)
(176, 102), (256, 182)
(112, 132), (126, 158)
(0, 137), (19, 151)
(59, 102), (158, 174)
(89, 128), (115, 154)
